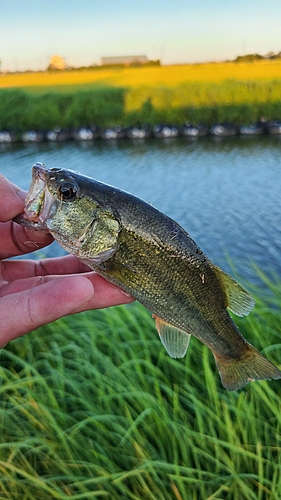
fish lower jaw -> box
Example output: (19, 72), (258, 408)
(24, 210), (41, 223)
(14, 213), (47, 231)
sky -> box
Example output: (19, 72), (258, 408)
(1, 0), (281, 72)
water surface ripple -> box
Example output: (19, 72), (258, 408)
(1, 135), (280, 285)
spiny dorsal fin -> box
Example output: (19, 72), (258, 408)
(213, 265), (255, 317)
(153, 315), (191, 358)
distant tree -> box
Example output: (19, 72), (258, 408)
(234, 53), (263, 63)
(265, 51), (281, 60)
(48, 55), (67, 71)
(265, 51), (275, 59)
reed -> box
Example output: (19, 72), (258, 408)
(0, 270), (280, 499)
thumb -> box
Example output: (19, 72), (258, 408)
(0, 276), (94, 347)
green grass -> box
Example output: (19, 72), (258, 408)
(124, 79), (281, 125)
(0, 88), (127, 131)
(0, 272), (281, 499)
(1, 79), (281, 132)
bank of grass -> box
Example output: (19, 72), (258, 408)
(1, 60), (281, 130)
(0, 87), (127, 130)
(1, 82), (281, 131)
(0, 271), (281, 499)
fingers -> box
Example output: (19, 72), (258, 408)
(0, 276), (95, 347)
(1, 268), (134, 307)
(0, 174), (26, 222)
(0, 221), (54, 259)
(1, 255), (88, 282)
(73, 273), (134, 312)
(0, 274), (134, 347)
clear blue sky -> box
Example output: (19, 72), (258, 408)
(1, 0), (281, 71)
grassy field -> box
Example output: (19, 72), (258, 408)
(1, 60), (281, 90)
(1, 60), (281, 130)
(0, 269), (281, 499)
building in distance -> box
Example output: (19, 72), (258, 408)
(101, 55), (160, 67)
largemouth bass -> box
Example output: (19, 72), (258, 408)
(15, 162), (281, 390)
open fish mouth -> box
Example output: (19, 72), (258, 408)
(14, 163), (54, 230)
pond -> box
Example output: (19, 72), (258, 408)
(1, 135), (281, 285)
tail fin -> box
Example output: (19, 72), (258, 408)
(214, 344), (281, 391)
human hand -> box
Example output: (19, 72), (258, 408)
(0, 174), (134, 348)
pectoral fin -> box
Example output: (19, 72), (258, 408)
(213, 266), (255, 317)
(153, 315), (191, 358)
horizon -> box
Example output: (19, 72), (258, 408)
(1, 0), (281, 73)
(1, 51), (280, 75)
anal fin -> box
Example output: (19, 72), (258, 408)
(153, 315), (191, 358)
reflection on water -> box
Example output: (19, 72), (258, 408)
(0, 135), (281, 283)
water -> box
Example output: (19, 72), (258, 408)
(1, 135), (281, 284)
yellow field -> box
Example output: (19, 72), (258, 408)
(1, 59), (281, 91)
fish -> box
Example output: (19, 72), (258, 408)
(15, 162), (281, 391)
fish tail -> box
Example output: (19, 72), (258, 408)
(214, 344), (281, 391)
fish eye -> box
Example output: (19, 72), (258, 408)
(59, 182), (78, 201)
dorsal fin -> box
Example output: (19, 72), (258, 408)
(153, 315), (191, 358)
(213, 265), (255, 317)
